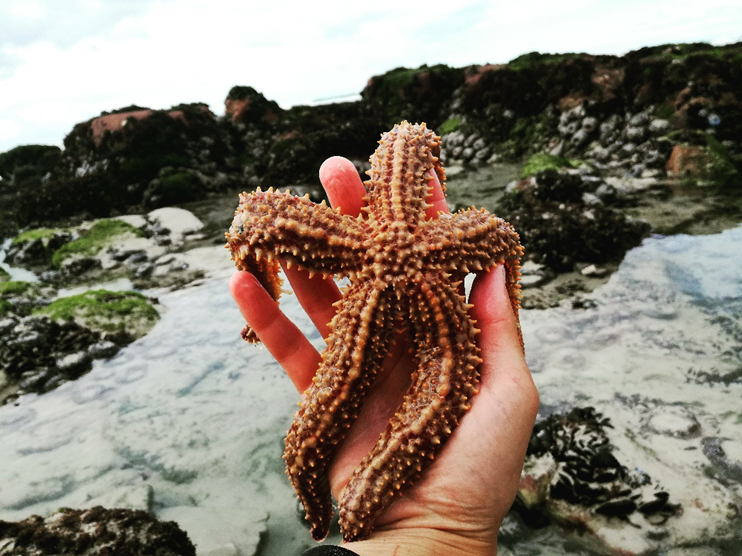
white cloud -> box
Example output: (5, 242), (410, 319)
(0, 0), (741, 152)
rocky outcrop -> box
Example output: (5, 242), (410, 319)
(0, 287), (159, 404)
(501, 166), (651, 272)
(225, 85), (283, 127)
(0, 42), (739, 240)
(516, 407), (682, 556)
(0, 507), (195, 555)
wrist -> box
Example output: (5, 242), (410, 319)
(340, 528), (496, 556)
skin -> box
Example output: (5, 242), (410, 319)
(229, 156), (540, 555)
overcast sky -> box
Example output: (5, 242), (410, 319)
(1, 0), (740, 153)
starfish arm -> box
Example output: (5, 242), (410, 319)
(338, 277), (482, 541)
(421, 208), (524, 340)
(226, 188), (368, 342)
(284, 280), (397, 541)
(226, 188), (367, 278)
(366, 122), (445, 229)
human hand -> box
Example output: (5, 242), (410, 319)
(229, 157), (539, 555)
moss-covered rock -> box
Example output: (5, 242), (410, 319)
(362, 64), (465, 128)
(0, 144), (61, 181)
(6, 228), (72, 268)
(0, 280), (56, 317)
(0, 265), (9, 283)
(521, 154), (582, 178)
(34, 289), (159, 340)
(0, 506), (196, 556)
(51, 219), (144, 268)
(0, 280), (34, 297)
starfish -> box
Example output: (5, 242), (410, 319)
(225, 121), (523, 541)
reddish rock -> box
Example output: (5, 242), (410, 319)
(666, 144), (710, 177)
(90, 109), (153, 145)
(591, 66), (624, 101)
(558, 93), (587, 111)
(224, 86), (282, 126)
(463, 64), (506, 87)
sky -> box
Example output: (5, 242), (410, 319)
(1, 0), (740, 154)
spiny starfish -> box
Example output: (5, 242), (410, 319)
(226, 121), (523, 542)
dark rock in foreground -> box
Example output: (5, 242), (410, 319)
(0, 506), (195, 555)
(517, 407), (682, 555)
(502, 168), (652, 272)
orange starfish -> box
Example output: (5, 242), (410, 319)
(225, 121), (523, 541)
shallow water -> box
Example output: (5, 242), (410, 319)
(1, 226), (741, 555)
(508, 226), (742, 555)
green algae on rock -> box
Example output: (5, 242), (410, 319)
(0, 280), (57, 317)
(51, 220), (144, 269)
(520, 153), (582, 178)
(7, 227), (72, 268)
(34, 290), (159, 340)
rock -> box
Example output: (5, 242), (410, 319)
(501, 169), (651, 271)
(519, 260), (555, 289)
(38, 270), (61, 283)
(0, 290), (158, 402)
(582, 192), (602, 206)
(520, 274), (550, 288)
(666, 144), (710, 177)
(569, 128), (590, 147)
(134, 262), (155, 279)
(4, 231), (72, 269)
(626, 126), (646, 142)
(599, 114), (623, 144)
(629, 112), (650, 127)
(581, 116), (598, 134)
(702, 437), (742, 483)
(81, 485), (154, 512)
(518, 407), (682, 556)
(648, 119), (670, 136)
(0, 316), (101, 400)
(56, 351), (92, 376)
(594, 182), (617, 202)
(147, 208), (204, 246)
(125, 251), (149, 265)
(580, 264), (608, 277)
(0, 507), (195, 555)
(88, 340), (120, 359)
(618, 142), (637, 159)
(60, 256), (102, 277)
(588, 145), (611, 163)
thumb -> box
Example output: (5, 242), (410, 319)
(469, 266), (535, 397)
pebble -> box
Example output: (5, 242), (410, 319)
(580, 264), (608, 277)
